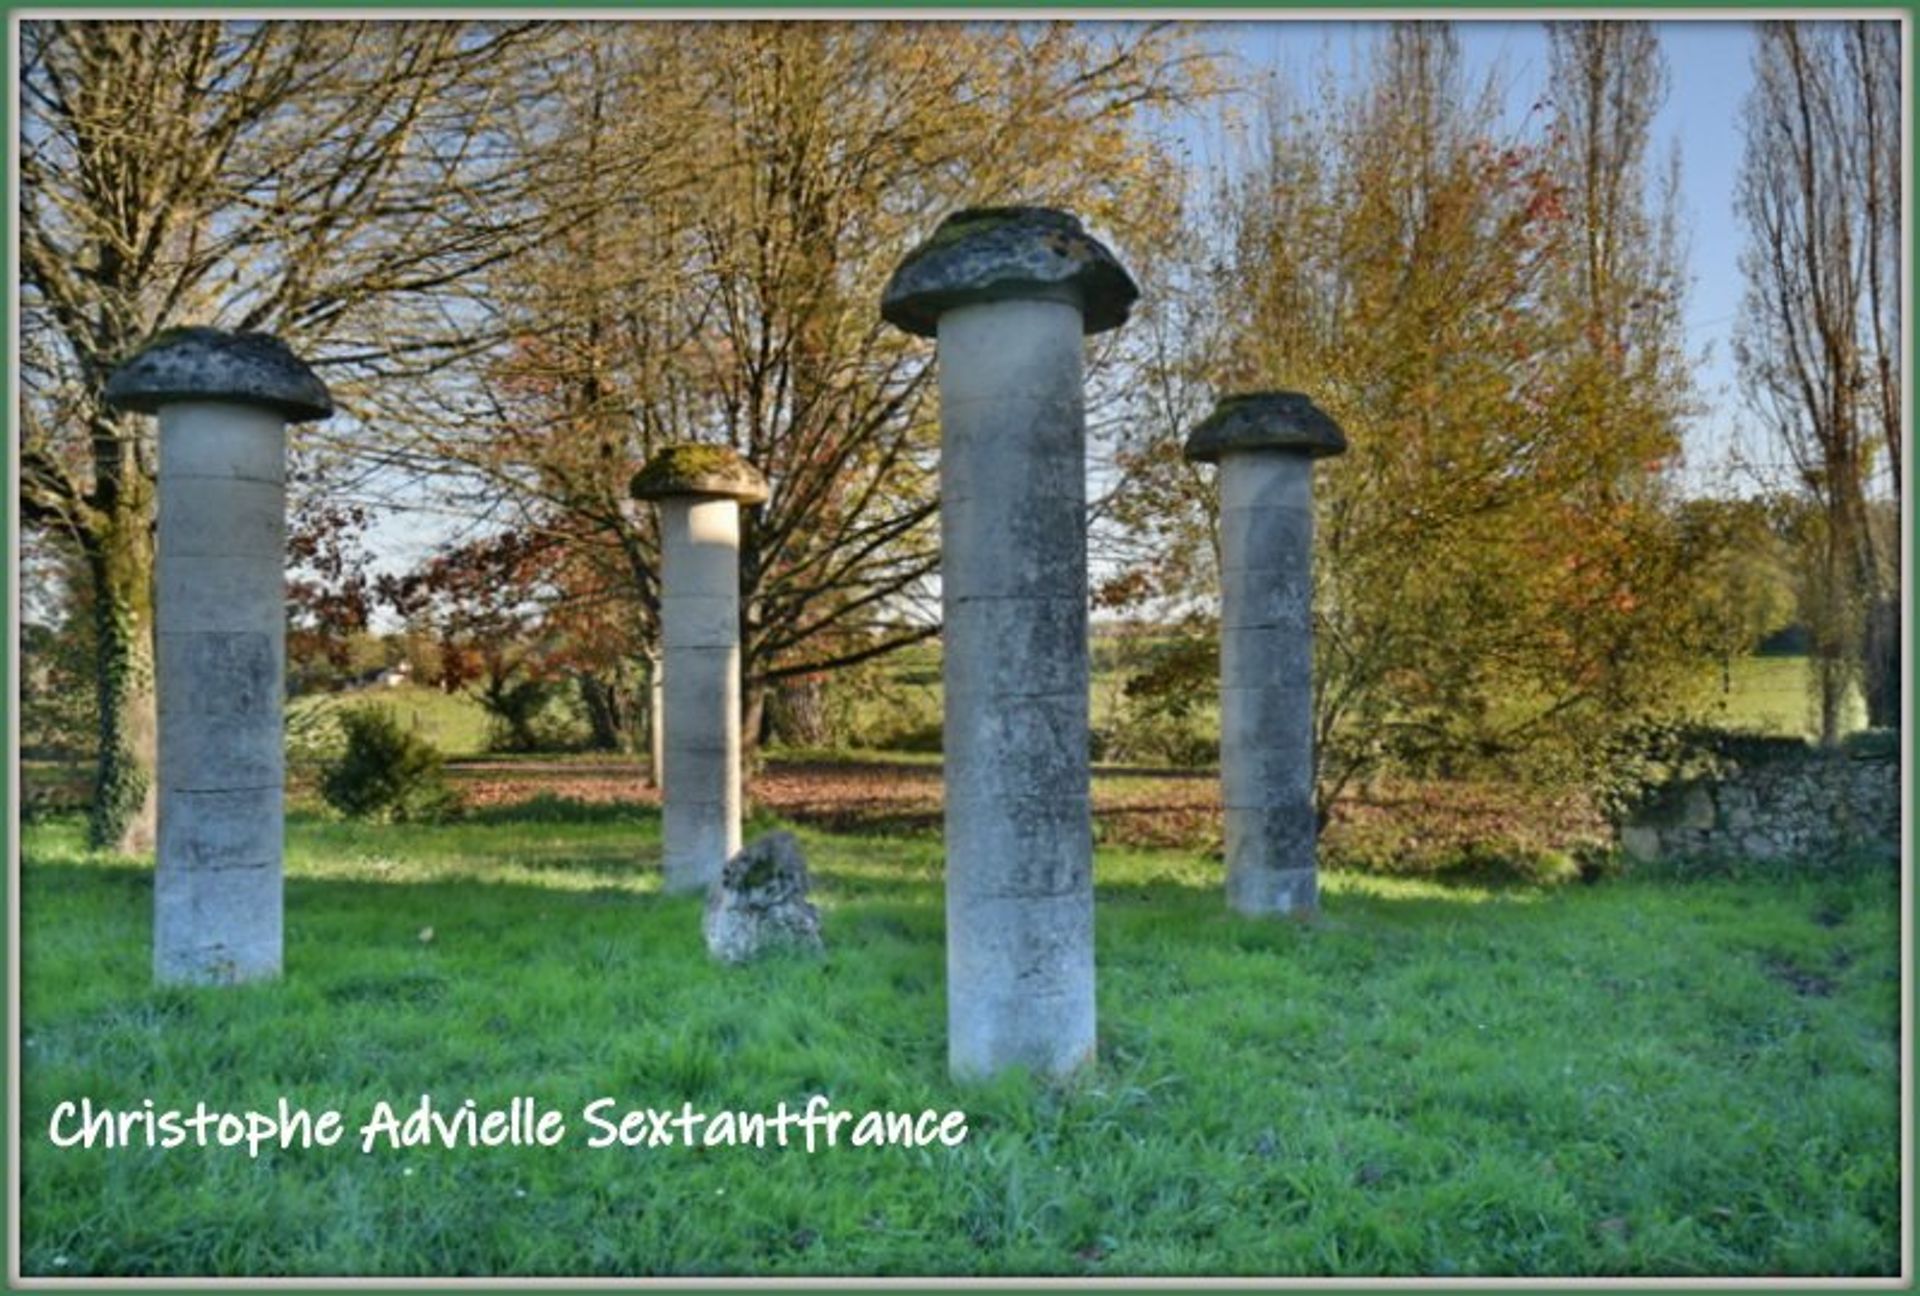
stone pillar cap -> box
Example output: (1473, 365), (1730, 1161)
(1184, 391), (1347, 463)
(103, 326), (333, 422)
(630, 443), (770, 505)
(880, 205), (1139, 338)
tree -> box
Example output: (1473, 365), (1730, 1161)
(409, 21), (1207, 747)
(285, 496), (376, 696)
(1735, 19), (1903, 738)
(1678, 494), (1801, 699)
(1543, 20), (1694, 494)
(1110, 21), (1713, 810)
(19, 537), (99, 764)
(380, 532), (574, 753)
(19, 19), (543, 849)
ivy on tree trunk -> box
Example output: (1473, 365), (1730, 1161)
(86, 513), (156, 853)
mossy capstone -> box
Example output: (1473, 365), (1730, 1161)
(629, 444), (769, 505)
(104, 327), (332, 423)
(881, 206), (1138, 337)
(1184, 391), (1348, 463)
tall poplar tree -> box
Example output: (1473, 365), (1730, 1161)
(1735, 19), (1903, 739)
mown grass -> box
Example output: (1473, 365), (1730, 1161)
(801, 651), (1839, 760)
(18, 805), (1900, 1278)
(1689, 654), (1866, 740)
(288, 684), (494, 760)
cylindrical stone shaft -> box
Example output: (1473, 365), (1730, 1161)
(657, 496), (744, 893)
(937, 295), (1095, 1080)
(1185, 390), (1346, 918)
(1218, 450), (1317, 915)
(154, 401), (289, 982)
(105, 326), (328, 986)
(881, 205), (1137, 1080)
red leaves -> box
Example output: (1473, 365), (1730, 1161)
(288, 499), (374, 670)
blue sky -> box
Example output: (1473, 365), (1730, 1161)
(1194, 18), (1758, 493)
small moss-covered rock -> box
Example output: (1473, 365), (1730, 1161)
(629, 444), (769, 504)
(702, 831), (824, 965)
(881, 205), (1138, 338)
(104, 326), (332, 422)
(1184, 391), (1347, 463)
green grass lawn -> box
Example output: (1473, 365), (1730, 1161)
(18, 805), (1900, 1277)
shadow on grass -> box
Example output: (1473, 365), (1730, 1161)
(453, 795), (664, 828)
(444, 754), (652, 771)
(16, 859), (1534, 1043)
(38, 792), (1606, 917)
(284, 799), (661, 836)
(783, 808), (943, 838)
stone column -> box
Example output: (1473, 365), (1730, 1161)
(630, 446), (768, 894)
(103, 327), (332, 984)
(881, 207), (1138, 1080)
(1184, 392), (1347, 917)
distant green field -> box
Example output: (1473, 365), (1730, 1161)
(289, 653), (1846, 763)
(1689, 655), (1866, 741)
(21, 652), (1851, 808)
(288, 685), (494, 760)
(839, 647), (1846, 752)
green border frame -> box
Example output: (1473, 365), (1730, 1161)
(1, 5), (1911, 1293)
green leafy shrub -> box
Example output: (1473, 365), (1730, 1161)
(1106, 637), (1217, 768)
(320, 706), (454, 822)
(817, 660), (942, 753)
(285, 697), (349, 771)
(478, 677), (589, 753)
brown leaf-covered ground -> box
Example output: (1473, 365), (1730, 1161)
(27, 754), (1606, 860)
(444, 758), (1222, 846)
(438, 756), (1604, 856)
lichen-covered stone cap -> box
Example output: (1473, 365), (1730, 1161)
(104, 326), (333, 422)
(630, 444), (770, 505)
(881, 206), (1139, 338)
(1184, 391), (1348, 463)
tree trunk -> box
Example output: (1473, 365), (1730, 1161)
(581, 677), (615, 750)
(86, 513), (157, 854)
(765, 674), (832, 748)
(741, 676), (768, 765)
(1811, 537), (1851, 749)
(577, 670), (635, 752)
(1864, 595), (1900, 729)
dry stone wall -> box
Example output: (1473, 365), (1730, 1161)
(1620, 735), (1900, 866)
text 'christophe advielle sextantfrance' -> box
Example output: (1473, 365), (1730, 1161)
(47, 1095), (970, 1158)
